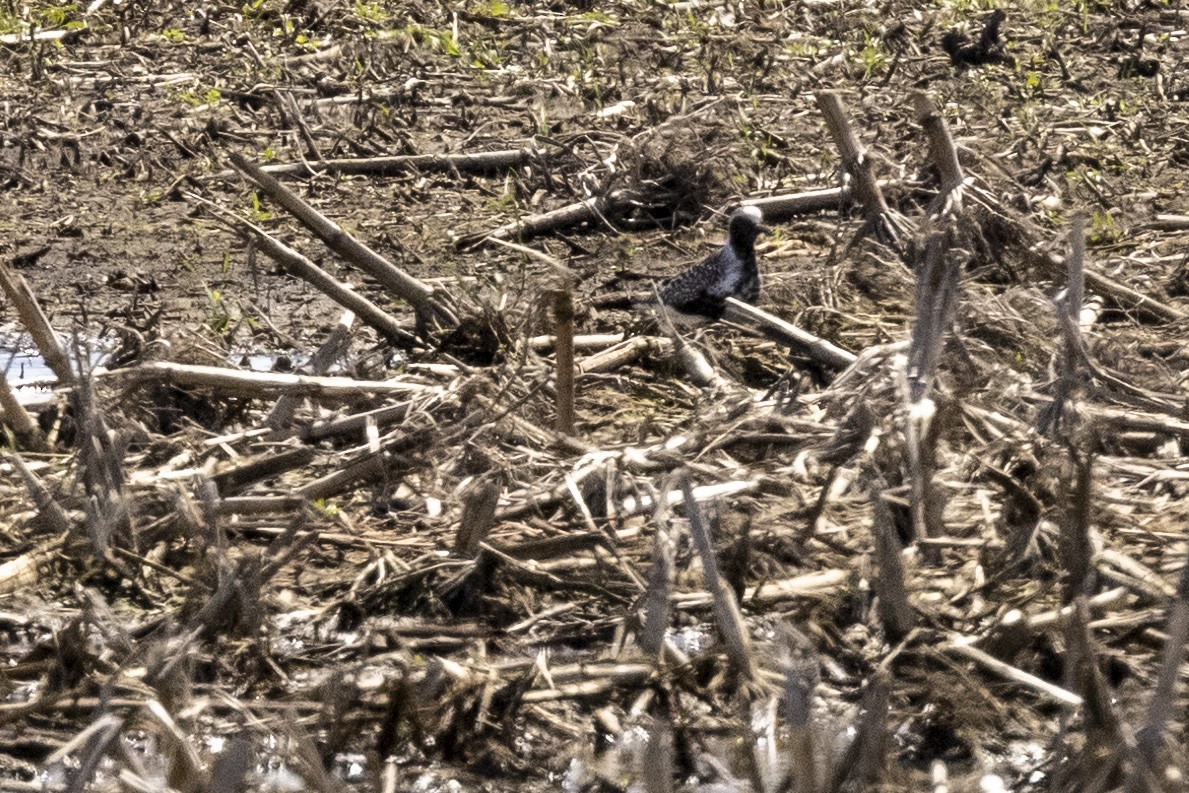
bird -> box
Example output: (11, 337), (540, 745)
(941, 9), (1008, 69)
(657, 206), (766, 324)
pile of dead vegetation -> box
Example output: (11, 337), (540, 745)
(2, 0), (1189, 791)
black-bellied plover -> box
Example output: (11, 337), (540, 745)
(658, 206), (765, 323)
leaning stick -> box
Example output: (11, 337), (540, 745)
(459, 196), (612, 249)
(1024, 237), (1183, 323)
(188, 192), (421, 348)
(226, 151), (457, 328)
(0, 260), (73, 385)
(816, 91), (905, 247)
(0, 371), (50, 452)
(911, 91), (965, 204)
(723, 298), (857, 369)
(945, 638), (1083, 706)
(1082, 266), (1182, 323)
(1131, 553), (1189, 781)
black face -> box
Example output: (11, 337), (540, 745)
(728, 210), (762, 250)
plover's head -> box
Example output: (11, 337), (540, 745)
(728, 205), (768, 247)
(737, 205), (764, 225)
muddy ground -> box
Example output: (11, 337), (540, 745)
(3, 0), (1189, 791)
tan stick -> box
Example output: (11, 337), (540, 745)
(577, 336), (673, 374)
(528, 333), (626, 352)
(552, 288), (576, 436)
(815, 91), (905, 248)
(1130, 556), (1189, 784)
(741, 185), (855, 220)
(188, 192), (421, 348)
(0, 371), (50, 452)
(225, 152), (456, 328)
(945, 637), (1083, 706)
(723, 298), (857, 369)
(210, 147), (544, 181)
(0, 260), (73, 385)
(1151, 214), (1189, 230)
(107, 361), (437, 399)
(913, 92), (960, 197)
(459, 196), (611, 249)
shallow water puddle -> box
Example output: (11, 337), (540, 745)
(1, 335), (72, 405)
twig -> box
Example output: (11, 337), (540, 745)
(107, 361), (439, 399)
(1130, 553), (1189, 784)
(944, 636), (1083, 706)
(187, 191), (423, 348)
(459, 195), (613, 249)
(911, 91), (965, 216)
(225, 151), (457, 329)
(0, 371), (50, 451)
(723, 298), (857, 369)
(0, 259), (74, 385)
(815, 91), (907, 249)
(209, 147), (545, 181)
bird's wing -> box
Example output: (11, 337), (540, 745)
(704, 251), (742, 299)
(659, 261), (707, 301)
